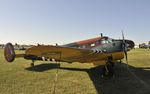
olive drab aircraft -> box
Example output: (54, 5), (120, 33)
(4, 33), (134, 76)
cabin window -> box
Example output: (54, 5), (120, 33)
(82, 45), (86, 48)
(101, 38), (113, 44)
(108, 38), (113, 43)
(91, 43), (95, 47)
(101, 40), (107, 44)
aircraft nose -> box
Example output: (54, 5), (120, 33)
(123, 40), (135, 50)
(127, 40), (135, 49)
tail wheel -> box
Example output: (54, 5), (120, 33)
(4, 43), (15, 62)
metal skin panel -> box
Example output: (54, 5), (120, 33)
(25, 45), (124, 65)
(92, 41), (123, 53)
(92, 52), (124, 66)
(25, 45), (93, 62)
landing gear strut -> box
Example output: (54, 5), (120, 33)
(30, 60), (35, 67)
(102, 56), (114, 77)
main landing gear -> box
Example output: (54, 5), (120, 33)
(102, 56), (115, 77)
(30, 60), (35, 67)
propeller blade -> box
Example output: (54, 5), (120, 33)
(124, 50), (128, 64)
(122, 31), (128, 64)
(122, 31), (125, 44)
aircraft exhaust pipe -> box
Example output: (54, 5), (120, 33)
(4, 43), (16, 62)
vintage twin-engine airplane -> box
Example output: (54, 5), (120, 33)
(4, 33), (134, 76)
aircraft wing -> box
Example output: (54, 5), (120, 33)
(25, 45), (107, 63)
(4, 43), (124, 64)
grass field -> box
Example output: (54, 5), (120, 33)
(0, 49), (150, 94)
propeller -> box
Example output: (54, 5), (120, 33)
(122, 31), (128, 65)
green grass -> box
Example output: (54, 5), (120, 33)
(0, 49), (150, 94)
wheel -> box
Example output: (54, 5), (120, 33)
(30, 63), (34, 67)
(102, 57), (115, 77)
(102, 64), (114, 77)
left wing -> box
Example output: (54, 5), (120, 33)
(4, 43), (124, 64)
(25, 45), (102, 62)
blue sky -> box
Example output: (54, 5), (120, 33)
(0, 0), (150, 45)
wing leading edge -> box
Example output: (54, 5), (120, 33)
(25, 45), (124, 64)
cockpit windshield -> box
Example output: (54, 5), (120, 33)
(101, 38), (113, 44)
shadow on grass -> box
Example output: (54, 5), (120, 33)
(25, 63), (150, 94)
(25, 63), (60, 72)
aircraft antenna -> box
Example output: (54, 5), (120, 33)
(100, 33), (103, 37)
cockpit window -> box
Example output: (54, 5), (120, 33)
(91, 43), (95, 47)
(101, 38), (113, 44)
(108, 38), (113, 43)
